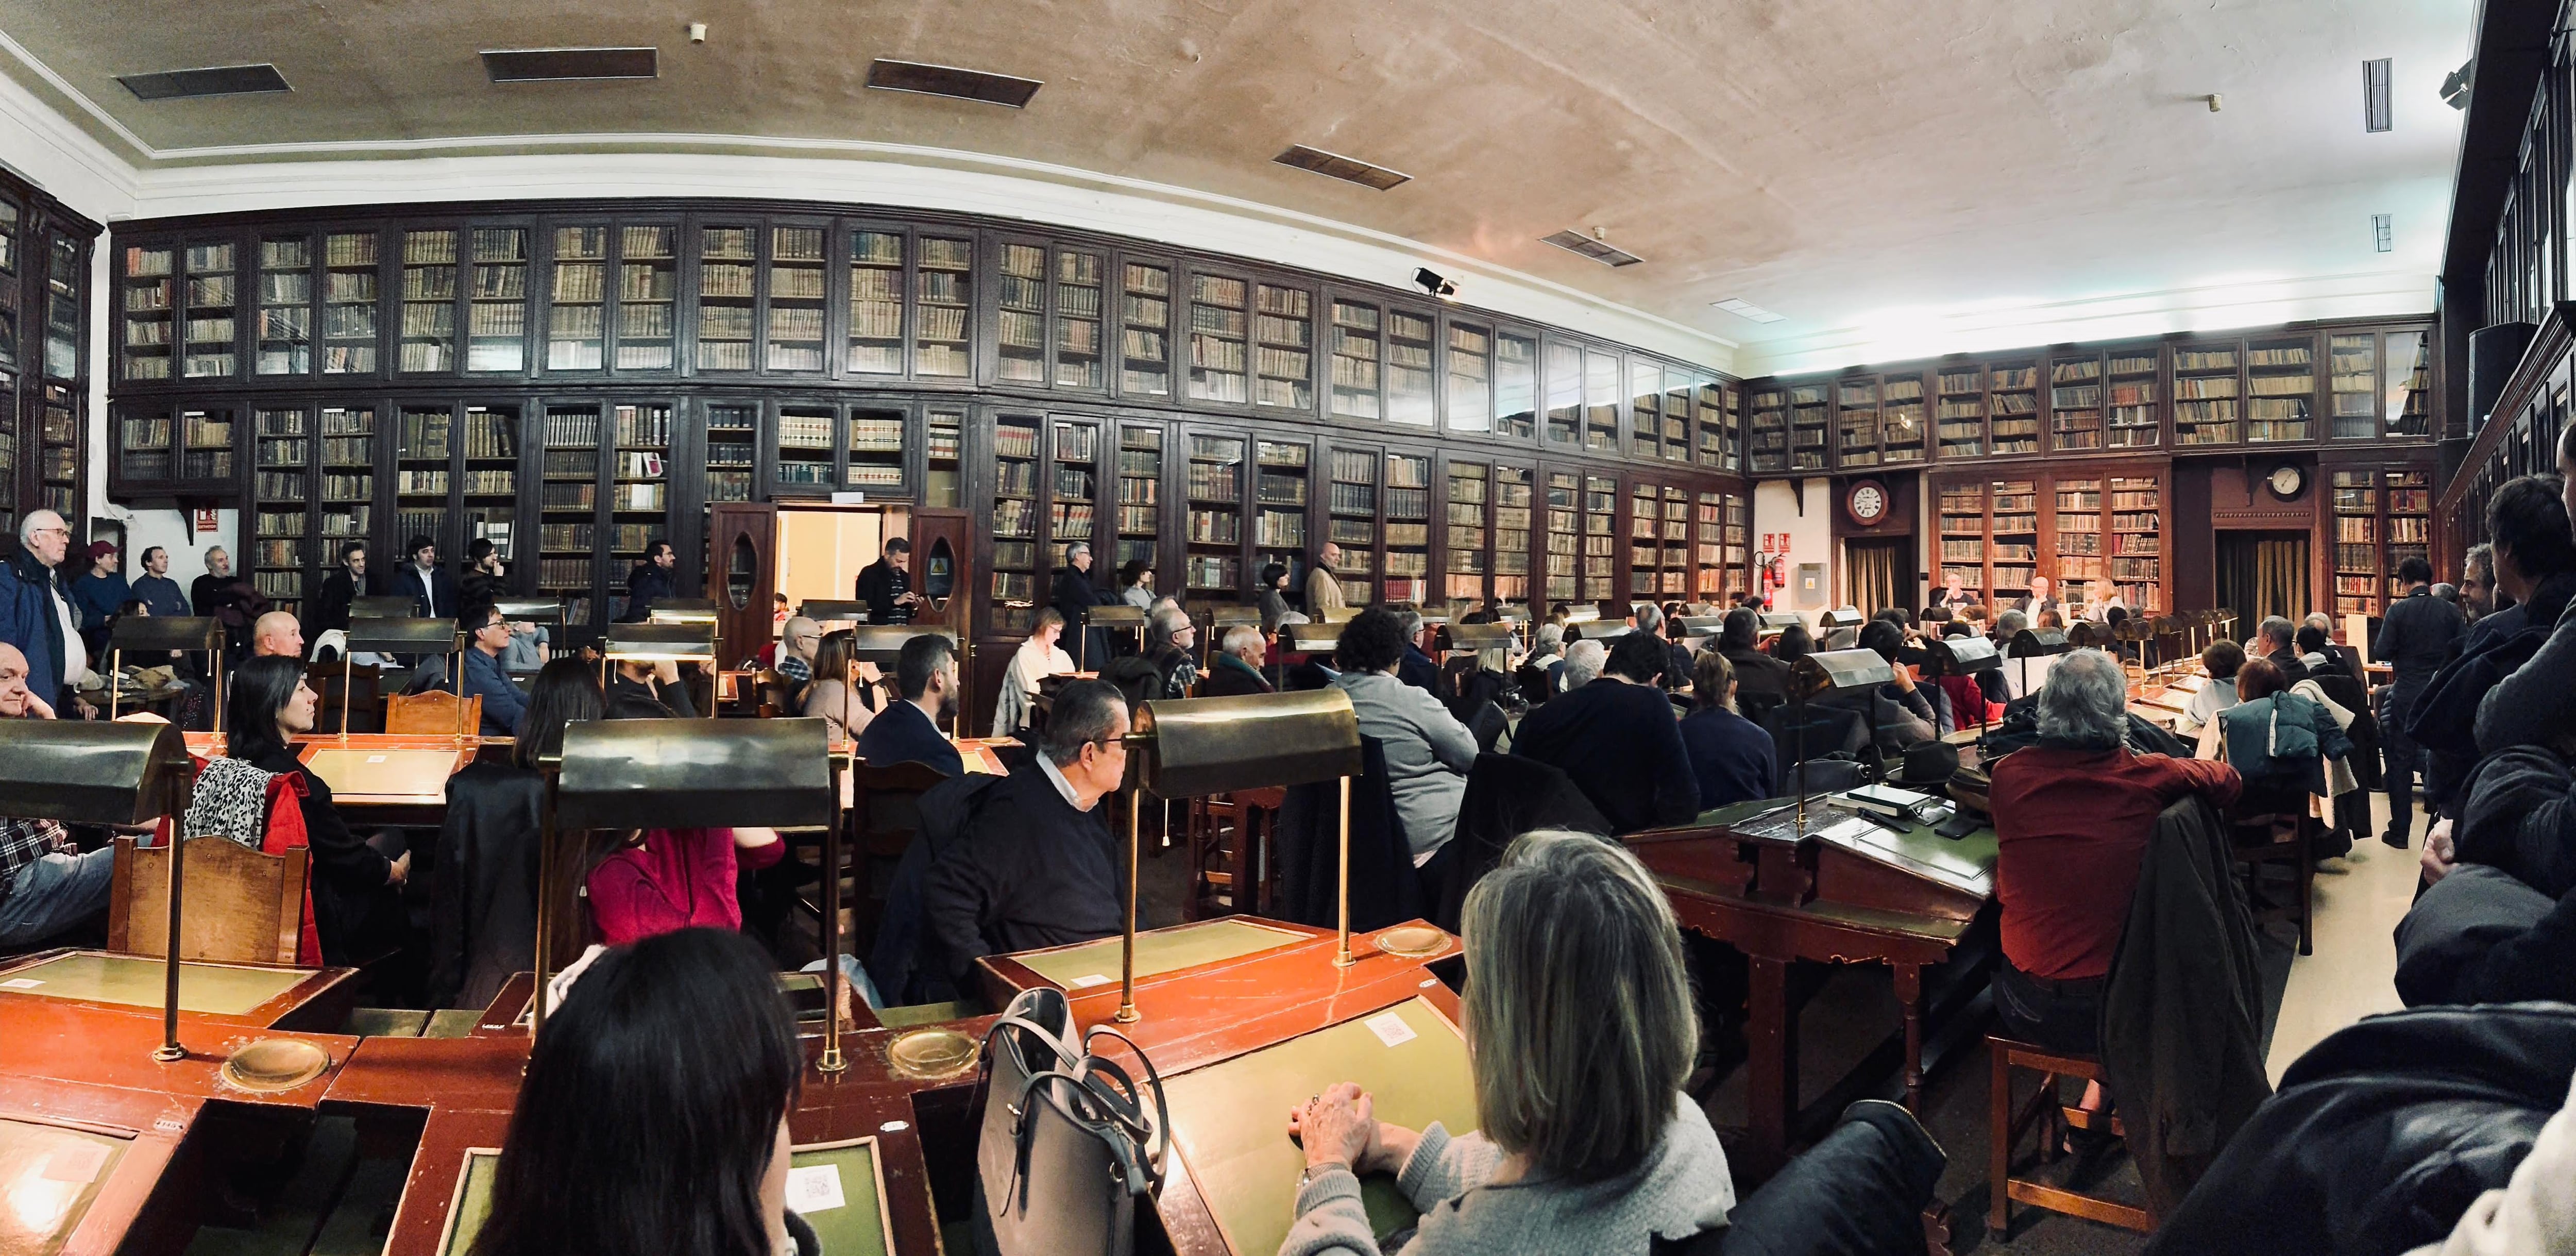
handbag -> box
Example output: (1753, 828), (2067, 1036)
(974, 987), (1168, 1256)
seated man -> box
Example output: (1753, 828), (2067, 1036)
(1200, 624), (1272, 697)
(0, 642), (112, 948)
(1395, 608), (1442, 694)
(1513, 632), (1699, 835)
(920, 679), (1126, 981)
(773, 616), (820, 689)
(1143, 606), (1199, 698)
(1988, 648), (2240, 1057)
(458, 605), (531, 738)
(2255, 615), (2310, 686)
(853, 633), (965, 778)
(605, 656), (697, 718)
(251, 609), (305, 660)
(1818, 620), (1938, 757)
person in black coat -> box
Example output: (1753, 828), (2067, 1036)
(1679, 652), (1776, 811)
(388, 535), (461, 622)
(426, 659), (601, 1009)
(310, 541), (369, 640)
(853, 634), (965, 777)
(1200, 625), (1275, 697)
(920, 681), (1128, 983)
(616, 540), (677, 623)
(853, 537), (920, 626)
(1050, 541), (1109, 668)
(2373, 558), (2465, 847)
(1511, 633), (1701, 834)
(226, 656), (408, 968)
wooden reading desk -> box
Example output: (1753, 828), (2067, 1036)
(1626, 798), (1997, 1178)
(180, 732), (501, 824)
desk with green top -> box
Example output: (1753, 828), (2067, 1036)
(1625, 797), (1999, 1179)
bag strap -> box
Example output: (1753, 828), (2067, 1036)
(975, 1011), (1084, 1107)
(1080, 1024), (1171, 1172)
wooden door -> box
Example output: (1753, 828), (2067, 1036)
(910, 508), (981, 730)
(708, 500), (777, 669)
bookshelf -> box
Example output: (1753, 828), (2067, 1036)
(2329, 334), (2376, 441)
(117, 405), (172, 483)
(1989, 362), (2039, 455)
(1384, 453), (1430, 604)
(1990, 479), (2039, 601)
(1544, 470), (1579, 604)
(1255, 438), (1310, 581)
(1880, 373), (1925, 464)
(1657, 370), (1694, 465)
(2386, 468), (2432, 604)
(914, 233), (973, 378)
(606, 404), (672, 613)
(1630, 481), (1658, 598)
(0, 199), (17, 391)
(182, 240), (238, 379)
(538, 406), (600, 621)
(2246, 336), (2314, 443)
(2048, 353), (2102, 453)
(252, 406), (307, 609)
(1936, 366), (1984, 459)
(1749, 386), (1788, 473)
(848, 406), (906, 493)
(2386, 330), (2433, 438)
(1584, 348), (1621, 454)
(1327, 445), (1379, 606)
(923, 407), (963, 509)
(395, 405), (452, 550)
(615, 224), (677, 371)
(1050, 418), (1100, 571)
(1836, 377), (1879, 467)
(2108, 476), (2162, 613)
(766, 225), (828, 373)
(1663, 484), (1692, 596)
(1188, 272), (1250, 405)
(1544, 342), (1582, 447)
(317, 407), (372, 560)
(1056, 248), (1108, 391)
(465, 227), (527, 373)
(1329, 298), (1381, 421)
(1494, 465), (1532, 606)
(255, 235), (311, 376)
(775, 406), (834, 494)
(1788, 382), (1827, 470)
(989, 414), (1040, 634)
(2331, 469), (2379, 617)
(1447, 321), (1493, 434)
(1446, 459), (1489, 604)
(399, 230), (457, 374)
(2172, 343), (2240, 445)
(703, 403), (756, 505)
(995, 242), (1045, 386)
(1116, 424), (1163, 571)
(180, 407), (233, 485)
(459, 404), (519, 563)
(848, 229), (906, 376)
(547, 224), (607, 371)
(1497, 330), (1538, 441)
(1387, 308), (1437, 428)
(1119, 260), (1172, 398)
(696, 224), (756, 373)
(2052, 477), (2102, 597)
(1582, 473), (1618, 602)
(323, 231), (378, 375)
(1694, 381), (1734, 471)
(120, 243), (174, 382)
(36, 217), (88, 526)
(2105, 350), (2158, 448)
(1254, 282), (1313, 412)
(1936, 480), (1987, 602)
(1186, 433), (1247, 597)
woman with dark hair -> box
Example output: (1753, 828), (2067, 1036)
(218, 655), (408, 965)
(1117, 557), (1156, 611)
(1681, 652), (1774, 810)
(429, 659), (604, 1009)
(1771, 622), (1815, 666)
(468, 928), (815, 1256)
(1258, 561), (1306, 633)
(1330, 607), (1477, 866)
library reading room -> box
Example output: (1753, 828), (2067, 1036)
(0, 4), (2570, 1255)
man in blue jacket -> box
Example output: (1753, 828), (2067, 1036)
(456, 605), (530, 737)
(0, 510), (76, 714)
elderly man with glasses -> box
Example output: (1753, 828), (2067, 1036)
(0, 510), (86, 716)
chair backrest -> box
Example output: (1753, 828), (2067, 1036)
(308, 661), (382, 733)
(108, 835), (309, 964)
(386, 688), (480, 736)
(853, 758), (953, 859)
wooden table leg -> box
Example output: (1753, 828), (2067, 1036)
(1894, 962), (1925, 1112)
(1742, 953), (1795, 1178)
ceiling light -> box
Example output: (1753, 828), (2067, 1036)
(1412, 268), (1456, 300)
(482, 48), (659, 82)
(865, 59), (1041, 108)
(116, 64), (291, 101)
(1540, 229), (1643, 268)
(2373, 213), (2394, 253)
(1712, 298), (1786, 324)
(1274, 145), (1411, 191)
(2364, 58), (2393, 131)
(2442, 59), (2474, 110)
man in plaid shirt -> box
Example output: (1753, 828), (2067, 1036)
(0, 642), (113, 947)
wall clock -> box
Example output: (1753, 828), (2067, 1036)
(1845, 479), (1890, 526)
(2264, 464), (2305, 501)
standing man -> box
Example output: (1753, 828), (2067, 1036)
(854, 537), (920, 627)
(1050, 541), (1107, 669)
(130, 547), (190, 620)
(2374, 556), (2464, 850)
(0, 511), (79, 715)
(67, 542), (128, 656)
(1308, 541), (1348, 620)
(617, 540), (677, 623)
(391, 535), (459, 623)
(313, 542), (368, 637)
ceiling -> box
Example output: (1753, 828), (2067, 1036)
(0, 0), (2474, 374)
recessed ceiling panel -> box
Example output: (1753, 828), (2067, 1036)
(116, 63), (289, 101)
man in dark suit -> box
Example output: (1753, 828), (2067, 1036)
(311, 542), (368, 639)
(2012, 574), (2063, 622)
(854, 633), (966, 778)
(1396, 607), (1443, 695)
(2255, 615), (2311, 688)
(2374, 556), (2465, 849)
(616, 540), (676, 623)
(854, 537), (919, 626)
(1050, 541), (1109, 669)
(388, 535), (459, 623)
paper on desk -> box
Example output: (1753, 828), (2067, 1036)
(41, 1140), (111, 1183)
(786, 1163), (846, 1214)
(1, 977), (42, 989)
(1364, 1011), (1417, 1047)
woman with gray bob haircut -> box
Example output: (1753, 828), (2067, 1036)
(1278, 830), (1736, 1253)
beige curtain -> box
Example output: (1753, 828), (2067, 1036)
(1844, 539), (1904, 616)
(2216, 532), (2309, 626)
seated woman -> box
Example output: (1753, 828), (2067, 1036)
(991, 608), (1076, 734)
(1771, 622), (1816, 667)
(1328, 608), (1478, 868)
(2179, 639), (2246, 736)
(2220, 657), (2353, 818)
(584, 695), (784, 946)
(428, 658), (602, 1010)
(1258, 561), (1308, 632)
(1680, 652), (1775, 810)
(199, 655), (409, 966)
(467, 927), (818, 1256)
(800, 628), (878, 742)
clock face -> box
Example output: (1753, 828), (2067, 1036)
(2267, 465), (2304, 499)
(1848, 481), (1887, 524)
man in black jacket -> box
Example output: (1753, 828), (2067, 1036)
(2412, 476), (2576, 827)
(2254, 615), (2312, 688)
(616, 540), (676, 623)
(2376, 557), (2465, 848)
(388, 535), (460, 623)
(311, 542), (368, 639)
(920, 679), (1128, 983)
(853, 536), (919, 626)
(1511, 632), (1700, 834)
(1050, 541), (1108, 668)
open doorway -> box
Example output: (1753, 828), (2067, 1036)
(776, 505), (897, 610)
(2215, 530), (2310, 627)
(1842, 537), (1914, 616)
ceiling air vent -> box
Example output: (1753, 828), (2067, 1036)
(1540, 229), (1643, 267)
(481, 47), (659, 82)
(1274, 145), (1411, 191)
(865, 59), (1042, 108)
(1712, 298), (1787, 324)
(117, 63), (291, 101)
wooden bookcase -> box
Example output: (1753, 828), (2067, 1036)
(1929, 462), (2170, 614)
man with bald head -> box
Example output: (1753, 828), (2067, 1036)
(0, 509), (79, 714)
(252, 610), (305, 660)
(775, 616), (821, 685)
(0, 640), (114, 948)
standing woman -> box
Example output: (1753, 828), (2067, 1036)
(467, 928), (817, 1256)
(223, 655), (410, 965)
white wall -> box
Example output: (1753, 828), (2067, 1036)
(1751, 478), (1833, 625)
(111, 505), (232, 592)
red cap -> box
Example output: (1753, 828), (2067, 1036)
(86, 540), (116, 560)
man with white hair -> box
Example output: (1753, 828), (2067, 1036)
(1986, 649), (2240, 1060)
(0, 510), (82, 714)
(1200, 623), (1273, 697)
(0, 641), (113, 948)
(1143, 604), (1199, 698)
(1559, 639), (1607, 692)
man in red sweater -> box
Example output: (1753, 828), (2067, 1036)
(1987, 648), (2240, 1056)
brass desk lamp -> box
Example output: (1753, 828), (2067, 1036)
(105, 615), (225, 729)
(1786, 648), (1896, 837)
(601, 622), (720, 718)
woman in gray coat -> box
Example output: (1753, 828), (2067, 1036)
(1327, 608), (1477, 865)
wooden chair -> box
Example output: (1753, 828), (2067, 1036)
(2229, 809), (2316, 956)
(386, 689), (481, 736)
(1183, 786), (1285, 920)
(799, 759), (954, 955)
(107, 835), (310, 965)
(1988, 1035), (2153, 1237)
(308, 661), (381, 734)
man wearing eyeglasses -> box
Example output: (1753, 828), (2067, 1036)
(457, 605), (530, 738)
(0, 510), (84, 716)
(919, 679), (1129, 989)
